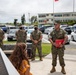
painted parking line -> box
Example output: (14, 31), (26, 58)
(70, 41), (76, 45)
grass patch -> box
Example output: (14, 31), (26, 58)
(3, 41), (16, 44)
(36, 43), (52, 56)
(42, 43), (51, 55)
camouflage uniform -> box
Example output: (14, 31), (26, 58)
(0, 30), (4, 48)
(16, 29), (27, 43)
(31, 30), (42, 59)
(50, 29), (67, 67)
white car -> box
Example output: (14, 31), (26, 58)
(7, 28), (34, 43)
(44, 27), (54, 34)
(71, 31), (76, 41)
(26, 29), (34, 42)
(20, 25), (34, 31)
(71, 25), (76, 41)
(60, 25), (68, 29)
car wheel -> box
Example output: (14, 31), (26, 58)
(71, 36), (74, 41)
(67, 41), (70, 44)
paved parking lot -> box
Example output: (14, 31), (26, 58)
(30, 54), (76, 75)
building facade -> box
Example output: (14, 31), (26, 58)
(38, 12), (76, 25)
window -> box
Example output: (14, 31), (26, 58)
(63, 14), (70, 16)
(72, 14), (76, 16)
(51, 14), (53, 16)
(47, 19), (49, 21)
(46, 14), (49, 16)
(39, 15), (46, 17)
(54, 14), (62, 17)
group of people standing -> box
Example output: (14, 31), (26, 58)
(0, 21), (68, 75)
(15, 25), (43, 61)
(10, 25), (43, 75)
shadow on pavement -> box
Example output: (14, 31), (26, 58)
(48, 72), (65, 75)
(30, 60), (43, 63)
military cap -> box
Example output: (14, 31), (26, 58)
(34, 25), (38, 27)
(54, 21), (60, 25)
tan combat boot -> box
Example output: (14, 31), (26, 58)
(61, 66), (66, 74)
(31, 58), (35, 61)
(50, 66), (56, 73)
(40, 57), (43, 61)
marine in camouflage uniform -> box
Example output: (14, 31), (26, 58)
(30, 25), (43, 61)
(16, 26), (27, 43)
(0, 29), (5, 48)
(49, 22), (68, 74)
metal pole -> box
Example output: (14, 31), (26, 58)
(28, 13), (30, 25)
(73, 0), (75, 12)
(53, 0), (55, 25)
(73, 0), (75, 24)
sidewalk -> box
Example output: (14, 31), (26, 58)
(30, 53), (76, 75)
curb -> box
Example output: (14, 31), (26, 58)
(45, 53), (76, 61)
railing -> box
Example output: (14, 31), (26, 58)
(0, 48), (20, 75)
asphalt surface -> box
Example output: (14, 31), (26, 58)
(30, 54), (76, 75)
(30, 36), (76, 75)
(4, 33), (76, 75)
(65, 41), (76, 55)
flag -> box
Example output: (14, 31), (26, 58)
(55, 0), (59, 2)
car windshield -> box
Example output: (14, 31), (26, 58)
(74, 27), (76, 29)
(46, 27), (52, 30)
(28, 26), (34, 29)
(9, 31), (15, 34)
(24, 27), (28, 30)
(27, 29), (33, 34)
(9, 29), (18, 34)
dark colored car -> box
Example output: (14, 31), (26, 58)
(61, 27), (72, 35)
(64, 27), (72, 34)
(1, 27), (8, 33)
(7, 29), (18, 41)
(39, 25), (52, 33)
(0, 25), (7, 33)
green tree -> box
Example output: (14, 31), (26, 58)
(14, 19), (18, 26)
(30, 16), (37, 24)
(21, 14), (26, 25)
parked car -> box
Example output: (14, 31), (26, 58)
(44, 27), (54, 34)
(39, 25), (52, 33)
(68, 26), (73, 32)
(7, 26), (18, 34)
(7, 28), (34, 42)
(60, 25), (68, 29)
(71, 30), (76, 41)
(70, 25), (76, 41)
(28, 25), (34, 29)
(0, 25), (7, 32)
(26, 29), (34, 42)
(38, 24), (44, 29)
(22, 25), (34, 31)
(61, 27), (72, 35)
(7, 29), (18, 41)
(71, 25), (76, 32)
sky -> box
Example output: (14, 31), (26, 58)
(0, 0), (76, 23)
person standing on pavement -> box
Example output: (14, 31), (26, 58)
(16, 25), (27, 43)
(0, 29), (5, 48)
(30, 25), (43, 61)
(49, 21), (68, 74)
